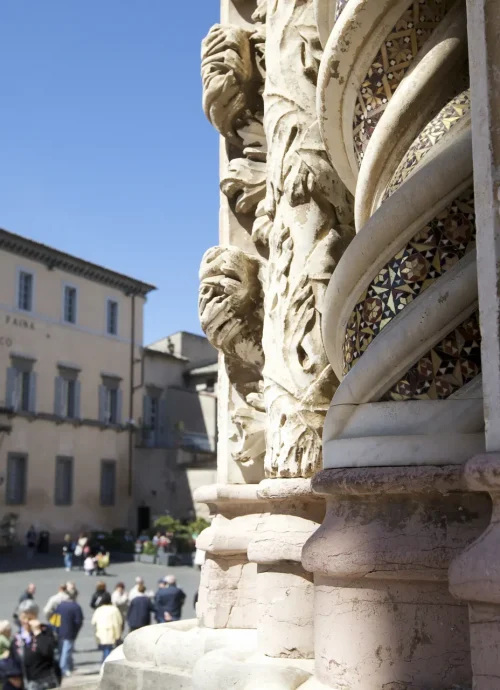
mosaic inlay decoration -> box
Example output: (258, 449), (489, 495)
(353, 0), (455, 163)
(380, 312), (481, 401)
(383, 90), (471, 201)
(343, 187), (475, 375)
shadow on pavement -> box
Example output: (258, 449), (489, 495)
(0, 548), (134, 573)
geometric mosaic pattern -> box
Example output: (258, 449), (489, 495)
(383, 90), (471, 201)
(380, 311), (481, 401)
(353, 0), (455, 164)
(343, 187), (476, 375)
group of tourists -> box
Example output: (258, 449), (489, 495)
(62, 534), (110, 575)
(0, 574), (186, 690)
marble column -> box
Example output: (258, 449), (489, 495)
(249, 479), (324, 660)
(446, 0), (500, 687)
(303, 466), (490, 689)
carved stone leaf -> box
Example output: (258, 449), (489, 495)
(238, 117), (267, 161)
(296, 24), (323, 84)
(230, 405), (266, 466)
(252, 200), (273, 250)
(221, 159), (267, 215)
(252, 0), (268, 23)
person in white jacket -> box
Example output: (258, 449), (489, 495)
(128, 577), (154, 601)
(91, 592), (122, 661)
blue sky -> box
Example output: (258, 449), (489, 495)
(0, 1), (221, 344)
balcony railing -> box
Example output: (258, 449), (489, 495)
(180, 431), (215, 453)
(136, 427), (215, 453)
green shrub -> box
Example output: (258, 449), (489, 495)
(142, 541), (158, 556)
(154, 515), (181, 533)
(188, 517), (210, 537)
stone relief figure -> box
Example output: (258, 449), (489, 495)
(199, 0), (354, 478)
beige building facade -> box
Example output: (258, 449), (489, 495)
(134, 332), (217, 530)
(0, 228), (155, 543)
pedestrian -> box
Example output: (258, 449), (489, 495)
(111, 583), (128, 627)
(128, 577), (144, 602)
(0, 655), (23, 690)
(95, 551), (109, 576)
(25, 526), (37, 560)
(55, 589), (83, 678)
(83, 555), (96, 576)
(62, 535), (74, 572)
(0, 620), (11, 659)
(14, 584), (36, 628)
(10, 600), (61, 690)
(19, 584), (36, 605)
(65, 582), (77, 598)
(90, 582), (107, 610)
(154, 575), (186, 623)
(126, 585), (154, 632)
(43, 585), (69, 622)
(73, 533), (88, 571)
(91, 593), (122, 662)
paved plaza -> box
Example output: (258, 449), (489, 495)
(0, 553), (200, 683)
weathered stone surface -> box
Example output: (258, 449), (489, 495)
(199, 0), (354, 479)
(198, 554), (257, 629)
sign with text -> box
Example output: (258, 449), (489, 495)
(5, 314), (35, 330)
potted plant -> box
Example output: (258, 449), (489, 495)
(140, 540), (157, 564)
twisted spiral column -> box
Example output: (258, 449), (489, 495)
(301, 0), (491, 687)
(316, 0), (484, 468)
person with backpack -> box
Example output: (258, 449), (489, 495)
(54, 590), (83, 678)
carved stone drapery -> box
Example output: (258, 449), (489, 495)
(199, 0), (354, 478)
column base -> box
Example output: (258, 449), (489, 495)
(302, 465), (490, 690)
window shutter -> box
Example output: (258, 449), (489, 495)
(28, 372), (37, 414)
(66, 459), (74, 504)
(116, 389), (123, 425)
(74, 380), (81, 419)
(7, 455), (26, 505)
(54, 376), (64, 416)
(55, 458), (62, 504)
(98, 385), (107, 423)
(6, 368), (17, 410)
(158, 396), (168, 447)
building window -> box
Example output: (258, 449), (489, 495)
(54, 372), (81, 419)
(54, 456), (73, 506)
(17, 271), (34, 312)
(99, 380), (122, 425)
(106, 300), (118, 336)
(63, 285), (77, 324)
(142, 392), (166, 446)
(6, 364), (37, 413)
(100, 460), (116, 506)
(6, 453), (27, 505)
(206, 378), (215, 393)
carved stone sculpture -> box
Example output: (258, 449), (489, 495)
(199, 0), (354, 478)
